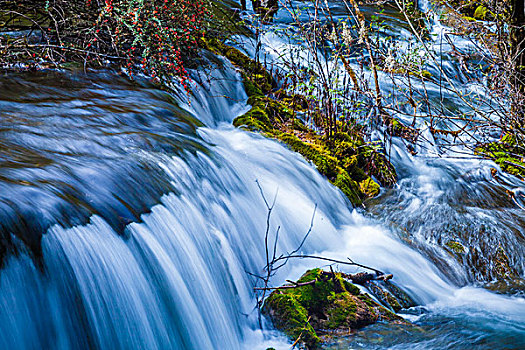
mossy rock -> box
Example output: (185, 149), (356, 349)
(332, 170), (363, 206)
(485, 278), (525, 295)
(473, 5), (488, 20)
(278, 133), (338, 179)
(383, 115), (419, 143)
(247, 95), (293, 122)
(481, 245), (524, 295)
(358, 145), (398, 187)
(359, 177), (380, 198)
(220, 40), (398, 206)
(291, 117), (309, 132)
(366, 280), (417, 313)
(263, 269), (406, 349)
(493, 245), (520, 281)
(445, 240), (466, 254)
(475, 134), (525, 179)
(233, 95), (292, 131)
(263, 293), (319, 347)
(233, 107), (272, 132)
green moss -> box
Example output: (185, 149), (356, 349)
(357, 293), (377, 308)
(233, 94), (293, 132)
(381, 282), (417, 310)
(475, 134), (525, 179)
(341, 155), (364, 179)
(263, 293), (319, 348)
(248, 96), (293, 122)
(342, 279), (361, 296)
(279, 134), (338, 179)
(291, 118), (309, 132)
(325, 293), (359, 328)
(359, 177), (380, 198)
(296, 268), (323, 283)
(332, 171), (363, 206)
(206, 0), (252, 37)
(473, 5), (488, 20)
(242, 74), (264, 97)
(333, 140), (358, 158)
(233, 106), (272, 132)
(263, 269), (404, 348)
(281, 94), (309, 111)
(445, 240), (466, 254)
(385, 292), (402, 312)
(369, 154), (397, 187)
(363, 282), (403, 312)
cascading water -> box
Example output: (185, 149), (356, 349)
(0, 1), (524, 349)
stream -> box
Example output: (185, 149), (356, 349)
(0, 0), (524, 349)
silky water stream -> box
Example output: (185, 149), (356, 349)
(0, 1), (524, 349)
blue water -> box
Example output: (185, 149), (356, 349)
(0, 0), (524, 349)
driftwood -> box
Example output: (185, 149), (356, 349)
(254, 271), (393, 291)
(341, 272), (393, 284)
(254, 279), (317, 291)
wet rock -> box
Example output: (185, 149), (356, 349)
(263, 268), (408, 349)
(475, 134), (525, 180)
(366, 280), (417, 312)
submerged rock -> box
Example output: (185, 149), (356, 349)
(366, 280), (417, 312)
(263, 268), (408, 349)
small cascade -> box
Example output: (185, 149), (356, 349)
(0, 0), (524, 349)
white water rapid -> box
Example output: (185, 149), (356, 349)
(0, 0), (524, 349)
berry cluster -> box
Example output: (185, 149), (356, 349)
(93, 0), (210, 88)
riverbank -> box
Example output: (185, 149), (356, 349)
(204, 37), (398, 207)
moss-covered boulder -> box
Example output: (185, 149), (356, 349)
(484, 244), (525, 295)
(263, 269), (406, 349)
(475, 134), (525, 180)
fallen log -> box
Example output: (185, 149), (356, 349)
(254, 279), (317, 291)
(341, 272), (393, 285)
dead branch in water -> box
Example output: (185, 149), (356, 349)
(250, 181), (391, 327)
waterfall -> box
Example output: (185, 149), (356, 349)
(0, 1), (524, 349)
(0, 62), (523, 349)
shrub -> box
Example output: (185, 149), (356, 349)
(0, 0), (211, 88)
